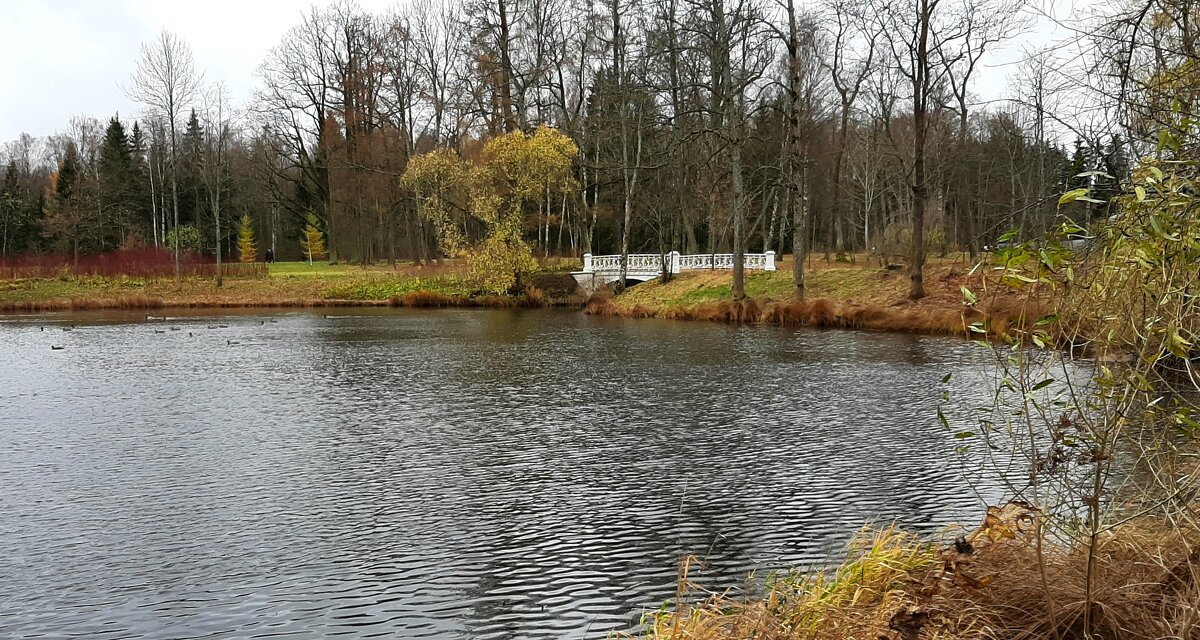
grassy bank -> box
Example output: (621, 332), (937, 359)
(587, 254), (1043, 336)
(0, 254), (1042, 337)
(0, 260), (583, 312)
(640, 507), (1200, 640)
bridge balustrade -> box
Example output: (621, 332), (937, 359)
(581, 251), (776, 275)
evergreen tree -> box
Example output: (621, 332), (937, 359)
(1065, 138), (1091, 191)
(55, 143), (81, 202)
(99, 115), (135, 248)
(181, 109), (205, 232)
(127, 121), (152, 243)
(44, 142), (94, 261)
(237, 214), (257, 262)
(1095, 135), (1128, 218)
(300, 214), (327, 264)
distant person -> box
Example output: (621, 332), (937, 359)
(264, 249), (275, 263)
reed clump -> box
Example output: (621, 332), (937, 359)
(639, 510), (1200, 640)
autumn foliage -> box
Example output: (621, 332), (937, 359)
(403, 126), (578, 294)
(237, 214), (257, 262)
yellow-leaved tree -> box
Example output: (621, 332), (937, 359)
(400, 148), (471, 257)
(300, 214), (327, 264)
(237, 214), (257, 262)
(402, 126), (579, 294)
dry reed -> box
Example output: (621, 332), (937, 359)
(637, 511), (1200, 640)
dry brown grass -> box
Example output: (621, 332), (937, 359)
(932, 520), (1200, 640)
(0, 294), (168, 312)
(637, 509), (1200, 640)
(593, 253), (1048, 337)
(585, 293), (1040, 337)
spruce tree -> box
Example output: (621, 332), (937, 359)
(182, 110), (205, 231)
(128, 121), (152, 243)
(99, 115), (134, 248)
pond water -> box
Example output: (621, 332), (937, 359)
(0, 308), (1003, 639)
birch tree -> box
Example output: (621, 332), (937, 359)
(127, 30), (200, 281)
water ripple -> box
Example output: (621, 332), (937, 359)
(0, 308), (1013, 639)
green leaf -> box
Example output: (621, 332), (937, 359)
(960, 285), (977, 306)
(954, 431), (975, 439)
(1032, 379), (1055, 391)
(1167, 327), (1193, 359)
(1059, 188), (1088, 205)
(942, 373), (953, 383)
(1135, 185), (1146, 201)
(937, 407), (950, 430)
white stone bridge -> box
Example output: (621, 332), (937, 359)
(572, 251), (776, 295)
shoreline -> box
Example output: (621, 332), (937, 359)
(0, 255), (1041, 337)
(583, 294), (1037, 337)
(0, 287), (1032, 339)
(0, 291), (584, 313)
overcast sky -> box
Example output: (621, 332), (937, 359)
(0, 0), (1075, 143)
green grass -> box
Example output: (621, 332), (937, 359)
(318, 275), (473, 300)
(611, 260), (935, 311)
(617, 270), (795, 308)
(268, 261), (381, 278)
(0, 275), (152, 303)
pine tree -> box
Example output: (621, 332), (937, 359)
(237, 214), (257, 262)
(300, 214), (327, 264)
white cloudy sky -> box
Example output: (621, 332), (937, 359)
(0, 0), (1077, 143)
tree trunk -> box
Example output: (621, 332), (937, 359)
(169, 117), (181, 282)
(786, 0), (808, 299)
(497, 0), (517, 133)
(909, 0), (931, 300)
(731, 142), (745, 301)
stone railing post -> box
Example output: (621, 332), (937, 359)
(764, 250), (776, 271)
(583, 253), (593, 272)
(669, 251), (680, 274)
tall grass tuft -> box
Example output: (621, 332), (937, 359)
(640, 526), (935, 640)
(635, 515), (1200, 640)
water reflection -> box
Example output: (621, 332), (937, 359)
(1, 308), (1010, 639)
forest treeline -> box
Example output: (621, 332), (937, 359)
(0, 0), (1164, 297)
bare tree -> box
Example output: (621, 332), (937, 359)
(683, 0), (774, 300)
(775, 0), (825, 299)
(822, 0), (877, 259)
(127, 30), (201, 281)
(872, 0), (958, 300)
(200, 84), (235, 286)
(941, 0), (1024, 258)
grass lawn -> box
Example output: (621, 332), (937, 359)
(0, 256), (576, 310)
(612, 253), (981, 311)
